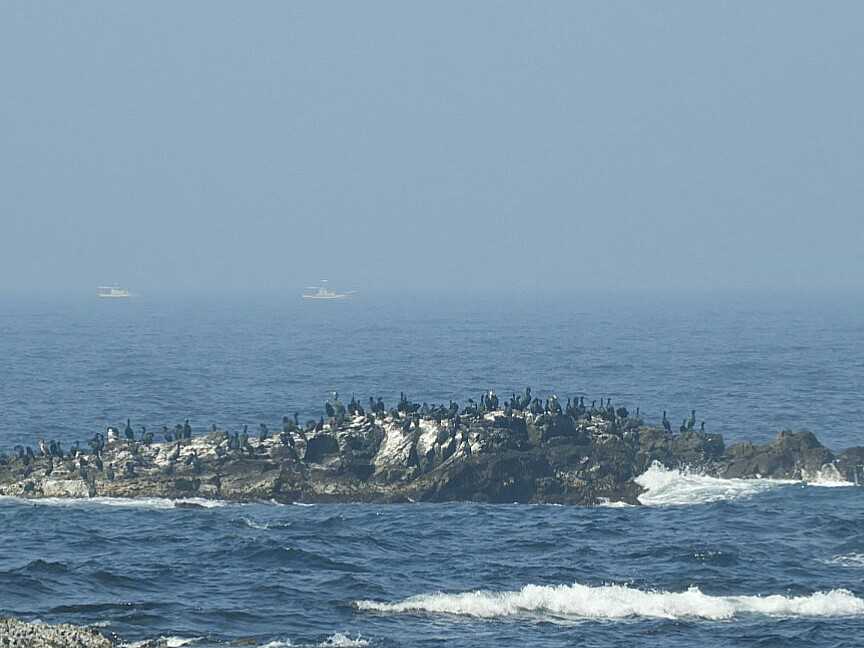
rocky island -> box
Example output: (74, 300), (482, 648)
(1, 391), (861, 506)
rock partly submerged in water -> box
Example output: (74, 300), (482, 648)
(0, 405), (860, 507)
(0, 618), (114, 648)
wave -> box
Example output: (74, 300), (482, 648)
(0, 495), (227, 509)
(319, 635), (369, 647)
(801, 464), (855, 488)
(355, 582), (864, 621)
(239, 517), (275, 530)
(14, 559), (69, 574)
(594, 498), (636, 508)
(259, 634), (368, 648)
(633, 463), (795, 506)
(825, 553), (864, 568)
(244, 545), (365, 573)
(122, 637), (202, 648)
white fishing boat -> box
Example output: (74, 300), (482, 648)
(97, 286), (131, 299)
(302, 280), (354, 300)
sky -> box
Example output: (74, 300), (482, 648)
(1, 1), (862, 296)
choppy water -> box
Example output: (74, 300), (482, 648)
(1, 293), (863, 647)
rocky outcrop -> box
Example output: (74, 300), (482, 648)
(1, 406), (860, 506)
(0, 618), (114, 648)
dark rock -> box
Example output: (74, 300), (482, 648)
(303, 434), (340, 463)
(0, 403), (854, 507)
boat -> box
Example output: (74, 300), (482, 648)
(97, 286), (131, 299)
(302, 280), (355, 300)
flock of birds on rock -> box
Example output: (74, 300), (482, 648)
(1, 388), (707, 478)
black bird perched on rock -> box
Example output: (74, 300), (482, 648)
(124, 419), (134, 441)
(89, 432), (104, 454)
(163, 425), (173, 443)
(183, 419), (192, 439)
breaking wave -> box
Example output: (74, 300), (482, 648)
(355, 582), (864, 621)
(318, 634), (369, 647)
(122, 637), (202, 647)
(634, 462), (857, 506)
(260, 634), (368, 648)
(633, 463), (794, 506)
(801, 464), (855, 488)
(0, 496), (227, 509)
(595, 498), (636, 508)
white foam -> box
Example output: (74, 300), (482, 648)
(802, 464), (855, 488)
(634, 462), (795, 506)
(825, 553), (864, 568)
(356, 582), (864, 622)
(165, 638), (201, 648)
(0, 495), (226, 509)
(258, 636), (367, 648)
(595, 498), (635, 508)
(319, 634), (369, 647)
(121, 637), (202, 648)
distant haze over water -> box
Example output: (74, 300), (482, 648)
(1, 292), (861, 450)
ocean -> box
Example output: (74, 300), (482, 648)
(1, 292), (863, 647)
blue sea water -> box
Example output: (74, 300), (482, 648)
(1, 293), (863, 647)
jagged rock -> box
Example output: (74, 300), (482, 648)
(0, 618), (114, 647)
(0, 408), (857, 507)
(719, 430), (833, 479)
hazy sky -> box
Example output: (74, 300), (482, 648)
(2, 1), (862, 295)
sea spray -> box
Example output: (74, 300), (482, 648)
(633, 462), (795, 506)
